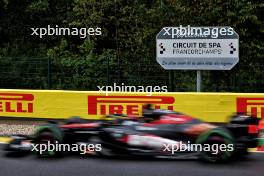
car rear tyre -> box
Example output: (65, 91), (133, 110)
(198, 135), (234, 163)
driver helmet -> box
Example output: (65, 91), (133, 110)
(143, 104), (155, 116)
(142, 104), (160, 122)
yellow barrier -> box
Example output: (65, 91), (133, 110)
(1, 89), (264, 122)
(0, 137), (12, 143)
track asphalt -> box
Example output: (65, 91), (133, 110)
(0, 144), (263, 176)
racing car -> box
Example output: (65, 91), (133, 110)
(4, 107), (260, 163)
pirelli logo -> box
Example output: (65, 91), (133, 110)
(0, 93), (34, 113)
(237, 97), (264, 118)
(88, 96), (175, 115)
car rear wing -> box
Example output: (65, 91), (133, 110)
(229, 113), (259, 125)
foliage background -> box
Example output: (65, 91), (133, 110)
(0, 0), (263, 92)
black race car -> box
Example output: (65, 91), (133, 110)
(5, 109), (259, 163)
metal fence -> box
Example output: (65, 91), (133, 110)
(0, 57), (264, 92)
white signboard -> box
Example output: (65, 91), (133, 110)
(156, 26), (239, 70)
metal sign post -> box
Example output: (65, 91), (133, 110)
(156, 26), (239, 92)
(196, 70), (201, 92)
